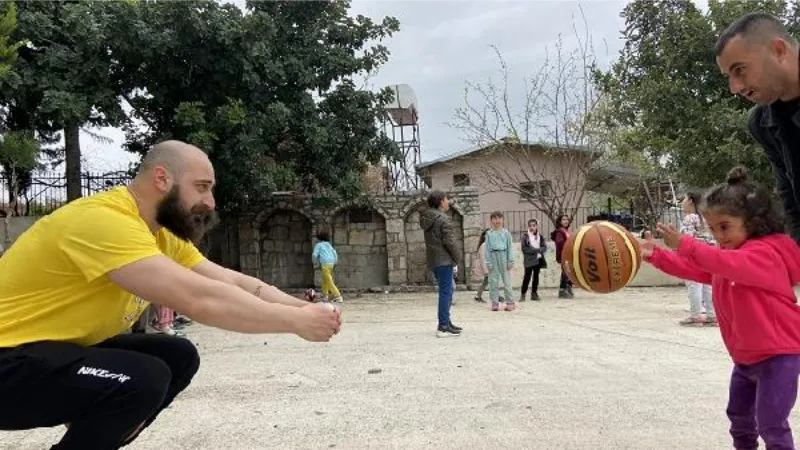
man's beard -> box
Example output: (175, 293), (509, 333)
(156, 186), (219, 243)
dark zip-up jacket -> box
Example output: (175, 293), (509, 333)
(419, 208), (461, 269)
(748, 104), (800, 243)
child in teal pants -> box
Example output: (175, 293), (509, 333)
(483, 211), (516, 311)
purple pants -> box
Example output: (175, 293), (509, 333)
(727, 354), (800, 450)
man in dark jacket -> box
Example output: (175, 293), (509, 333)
(716, 12), (800, 242)
(419, 190), (462, 337)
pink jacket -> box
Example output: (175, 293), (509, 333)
(646, 234), (800, 365)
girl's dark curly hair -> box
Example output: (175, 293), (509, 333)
(701, 166), (785, 238)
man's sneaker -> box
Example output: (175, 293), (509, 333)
(491, 302), (500, 311)
(519, 294), (526, 302)
(437, 324), (461, 337)
(505, 303), (516, 311)
(704, 316), (719, 327)
(449, 321), (462, 331)
(531, 292), (541, 301)
(474, 296), (486, 303)
(332, 296), (343, 303)
(558, 289), (570, 298)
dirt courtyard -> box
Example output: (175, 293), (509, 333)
(2, 286), (798, 450)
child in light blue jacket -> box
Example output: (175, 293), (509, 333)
(484, 211), (516, 311)
(312, 230), (343, 303)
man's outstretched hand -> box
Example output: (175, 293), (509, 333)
(296, 303), (342, 342)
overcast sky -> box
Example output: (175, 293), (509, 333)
(82, 0), (708, 172)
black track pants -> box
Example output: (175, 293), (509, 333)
(0, 333), (200, 449)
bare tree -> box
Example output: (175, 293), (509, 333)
(448, 9), (610, 226)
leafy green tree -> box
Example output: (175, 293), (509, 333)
(595, 0), (798, 189)
(0, 1), (124, 201)
(0, 3), (24, 78)
(109, 0), (401, 212)
(0, 130), (39, 215)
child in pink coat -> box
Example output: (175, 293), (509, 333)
(642, 166), (800, 449)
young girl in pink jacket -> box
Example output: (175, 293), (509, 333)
(642, 166), (800, 450)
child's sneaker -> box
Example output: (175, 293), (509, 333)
(505, 303), (516, 311)
(491, 302), (500, 311)
(679, 316), (706, 327)
(175, 315), (193, 326)
(332, 296), (343, 303)
(148, 324), (186, 337)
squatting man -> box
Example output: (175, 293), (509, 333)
(0, 140), (342, 449)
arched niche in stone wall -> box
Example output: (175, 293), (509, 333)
(258, 209), (314, 289)
(330, 206), (389, 288)
(403, 203), (465, 285)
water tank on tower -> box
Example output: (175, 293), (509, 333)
(382, 84), (422, 192)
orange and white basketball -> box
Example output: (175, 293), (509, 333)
(561, 221), (641, 294)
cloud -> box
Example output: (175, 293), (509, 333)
(426, 3), (530, 42)
(350, 1), (630, 159)
(227, 0), (712, 162)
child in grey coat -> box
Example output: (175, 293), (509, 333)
(520, 219), (547, 301)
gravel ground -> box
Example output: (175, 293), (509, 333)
(2, 286), (798, 450)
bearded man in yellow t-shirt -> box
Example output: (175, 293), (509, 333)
(0, 140), (341, 449)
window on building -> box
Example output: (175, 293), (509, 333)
(519, 180), (553, 201)
(453, 173), (470, 187)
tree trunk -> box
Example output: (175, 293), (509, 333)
(64, 123), (81, 202)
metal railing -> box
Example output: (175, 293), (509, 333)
(0, 171), (132, 216)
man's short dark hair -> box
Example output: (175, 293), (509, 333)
(715, 11), (797, 56)
(426, 190), (447, 209)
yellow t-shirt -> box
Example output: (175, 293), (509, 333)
(0, 186), (206, 348)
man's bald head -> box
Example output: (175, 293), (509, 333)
(136, 140), (210, 180)
(716, 12), (797, 56)
(132, 140), (217, 242)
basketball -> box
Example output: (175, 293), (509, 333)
(561, 221), (641, 293)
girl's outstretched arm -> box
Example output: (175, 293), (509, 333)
(644, 243), (712, 284)
(675, 235), (784, 291)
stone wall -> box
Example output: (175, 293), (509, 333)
(237, 187), (483, 289)
(332, 207), (388, 288)
(259, 209), (314, 288)
(0, 191), (685, 291)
